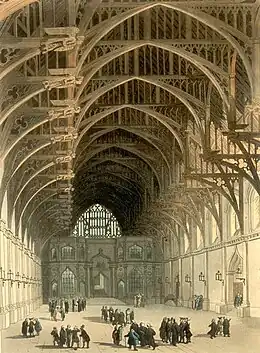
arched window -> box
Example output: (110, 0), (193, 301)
(61, 268), (75, 295)
(72, 204), (121, 238)
(129, 245), (143, 259)
(230, 207), (239, 236)
(146, 245), (152, 260)
(50, 248), (57, 260)
(196, 226), (203, 249)
(128, 269), (143, 293)
(61, 246), (75, 260)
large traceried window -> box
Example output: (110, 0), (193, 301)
(129, 245), (143, 259)
(61, 246), (75, 260)
(129, 269), (143, 293)
(61, 268), (75, 295)
(72, 204), (121, 238)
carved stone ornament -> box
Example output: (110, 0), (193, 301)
(55, 153), (76, 164)
(47, 106), (81, 120)
(56, 170), (75, 181)
(43, 76), (83, 91)
(40, 35), (84, 54)
(51, 130), (78, 143)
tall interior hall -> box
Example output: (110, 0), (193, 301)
(0, 0), (260, 347)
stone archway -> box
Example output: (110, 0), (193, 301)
(117, 280), (125, 299)
(227, 247), (243, 309)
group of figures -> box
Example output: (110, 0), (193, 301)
(21, 318), (42, 337)
(234, 293), (243, 308)
(134, 293), (145, 308)
(48, 297), (87, 321)
(101, 306), (135, 325)
(193, 295), (204, 310)
(159, 317), (192, 346)
(51, 324), (90, 349)
(207, 317), (231, 339)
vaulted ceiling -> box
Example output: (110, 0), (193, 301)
(0, 0), (259, 253)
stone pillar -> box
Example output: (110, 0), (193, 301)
(188, 255), (194, 308)
(86, 267), (90, 298)
(237, 241), (250, 317)
(178, 257), (183, 304)
(203, 251), (210, 311)
(111, 266), (116, 298)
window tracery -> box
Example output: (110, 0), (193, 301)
(128, 268), (143, 293)
(61, 268), (75, 294)
(61, 246), (75, 260)
(72, 204), (121, 238)
(129, 245), (143, 259)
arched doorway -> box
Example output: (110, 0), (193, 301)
(118, 280), (125, 299)
(227, 247), (244, 308)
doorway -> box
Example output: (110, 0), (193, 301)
(118, 280), (125, 299)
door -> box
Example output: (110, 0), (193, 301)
(233, 282), (243, 303)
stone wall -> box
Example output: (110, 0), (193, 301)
(42, 235), (163, 304)
(0, 220), (42, 330)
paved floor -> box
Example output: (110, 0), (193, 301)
(1, 298), (260, 353)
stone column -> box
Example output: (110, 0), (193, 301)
(111, 266), (116, 298)
(203, 251), (210, 311)
(238, 241), (250, 317)
(188, 255), (194, 308)
(86, 267), (90, 298)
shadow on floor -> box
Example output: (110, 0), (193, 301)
(94, 342), (126, 348)
(35, 345), (60, 350)
(38, 316), (51, 321)
(194, 333), (210, 338)
(5, 335), (34, 339)
(83, 316), (103, 323)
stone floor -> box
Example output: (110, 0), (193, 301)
(2, 298), (260, 353)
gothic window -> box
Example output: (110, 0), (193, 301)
(61, 246), (75, 260)
(51, 248), (57, 260)
(72, 203), (121, 238)
(117, 246), (124, 259)
(250, 189), (260, 230)
(128, 269), (143, 293)
(61, 268), (75, 294)
(146, 245), (152, 260)
(129, 245), (143, 259)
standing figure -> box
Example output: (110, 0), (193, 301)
(80, 324), (90, 348)
(34, 319), (42, 336)
(159, 317), (167, 342)
(66, 325), (72, 348)
(21, 318), (29, 337)
(208, 319), (217, 339)
(112, 324), (123, 345)
(223, 317), (231, 337)
(125, 328), (140, 351)
(71, 325), (80, 349)
(184, 320), (192, 344)
(146, 324), (156, 350)
(64, 299), (69, 314)
(125, 308), (131, 324)
(179, 319), (185, 343)
(130, 310), (135, 322)
(59, 326), (67, 347)
(60, 307), (65, 321)
(51, 327), (59, 346)
(216, 317), (223, 336)
(28, 319), (35, 337)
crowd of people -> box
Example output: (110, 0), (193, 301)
(134, 293), (145, 308)
(207, 317), (231, 339)
(234, 293), (243, 308)
(193, 295), (204, 310)
(101, 306), (135, 325)
(159, 317), (192, 346)
(21, 318), (42, 337)
(51, 324), (90, 348)
(48, 297), (87, 321)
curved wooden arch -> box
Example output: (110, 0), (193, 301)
(77, 171), (145, 199)
(13, 162), (54, 209)
(74, 125), (172, 175)
(0, 87), (44, 127)
(0, 49), (40, 81)
(17, 179), (58, 233)
(0, 0), (37, 20)
(74, 143), (162, 191)
(78, 156), (153, 189)
(0, 141), (51, 203)
(77, 41), (228, 108)
(77, 2), (253, 91)
(75, 77), (204, 135)
(75, 104), (184, 153)
(2, 116), (55, 160)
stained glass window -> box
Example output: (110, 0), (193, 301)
(128, 269), (143, 293)
(61, 268), (75, 294)
(61, 246), (75, 260)
(72, 203), (121, 238)
(129, 245), (143, 259)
